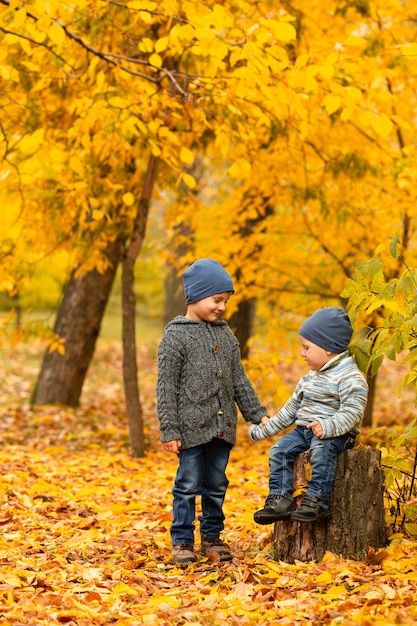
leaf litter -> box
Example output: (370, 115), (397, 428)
(0, 342), (417, 625)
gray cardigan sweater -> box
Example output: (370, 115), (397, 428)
(249, 351), (368, 442)
(156, 316), (267, 449)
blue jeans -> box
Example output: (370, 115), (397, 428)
(269, 426), (355, 501)
(171, 438), (232, 546)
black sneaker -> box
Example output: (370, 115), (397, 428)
(254, 494), (294, 525)
(291, 493), (330, 522)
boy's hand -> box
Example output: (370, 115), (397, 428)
(307, 421), (323, 438)
(162, 440), (182, 454)
(260, 416), (269, 428)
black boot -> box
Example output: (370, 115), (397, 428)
(291, 493), (330, 522)
(254, 494), (294, 525)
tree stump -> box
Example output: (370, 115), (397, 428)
(273, 447), (387, 563)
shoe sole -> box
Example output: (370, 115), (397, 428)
(201, 552), (233, 561)
(254, 510), (293, 525)
(291, 510), (331, 522)
(172, 557), (198, 565)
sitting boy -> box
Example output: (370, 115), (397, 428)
(249, 307), (368, 523)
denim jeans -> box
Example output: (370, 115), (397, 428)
(269, 425), (355, 501)
(171, 438), (232, 546)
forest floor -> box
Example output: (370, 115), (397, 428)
(0, 340), (417, 625)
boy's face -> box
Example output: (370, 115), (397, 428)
(186, 292), (232, 322)
(299, 336), (337, 371)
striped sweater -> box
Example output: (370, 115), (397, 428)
(249, 351), (368, 442)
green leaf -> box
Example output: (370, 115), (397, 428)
(389, 234), (401, 260)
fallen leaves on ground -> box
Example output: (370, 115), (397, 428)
(0, 342), (417, 625)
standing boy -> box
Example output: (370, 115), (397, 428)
(249, 307), (368, 524)
(157, 258), (269, 564)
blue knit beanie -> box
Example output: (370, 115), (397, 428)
(299, 307), (353, 353)
(183, 258), (234, 305)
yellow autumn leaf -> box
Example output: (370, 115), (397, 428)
(176, 23), (196, 42)
(147, 595), (181, 608)
(112, 582), (138, 596)
(227, 162), (240, 179)
(37, 15), (51, 30)
(133, 517), (164, 530)
(19, 129), (44, 154)
(380, 583), (398, 600)
(48, 22), (66, 46)
(295, 54), (310, 68)
(180, 147), (194, 165)
(398, 42), (417, 56)
(149, 140), (161, 157)
(14, 570), (36, 582)
(267, 20), (297, 42)
(182, 172), (197, 189)
(212, 4), (233, 29)
(322, 94), (342, 115)
(149, 53), (162, 68)
(358, 109), (375, 127)
(324, 584), (348, 598)
(122, 192), (135, 206)
(21, 494), (32, 508)
(92, 210), (105, 221)
(391, 114), (411, 130)
(0, 574), (23, 588)
(13, 7), (26, 27)
(316, 64), (334, 79)
(69, 156), (84, 176)
(138, 37), (154, 53)
(344, 86), (362, 102)
(340, 107), (353, 121)
(155, 36), (169, 53)
(316, 570), (333, 584)
(0, 55), (18, 78)
(373, 114), (393, 138)
(139, 10), (152, 23)
(96, 71), (105, 90)
(344, 36), (366, 47)
(108, 96), (125, 108)
(404, 523), (417, 536)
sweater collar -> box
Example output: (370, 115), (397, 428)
(319, 350), (350, 373)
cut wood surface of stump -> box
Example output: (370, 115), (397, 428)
(273, 447), (387, 563)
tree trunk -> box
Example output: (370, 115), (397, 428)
(273, 448), (387, 563)
(163, 221), (193, 326)
(122, 155), (159, 457)
(163, 267), (186, 325)
(33, 236), (124, 406)
(362, 373), (376, 427)
(122, 252), (145, 458)
(228, 299), (256, 359)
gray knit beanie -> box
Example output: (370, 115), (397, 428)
(299, 307), (353, 353)
(183, 258), (234, 305)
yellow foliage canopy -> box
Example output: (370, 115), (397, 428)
(1, 0), (417, 371)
